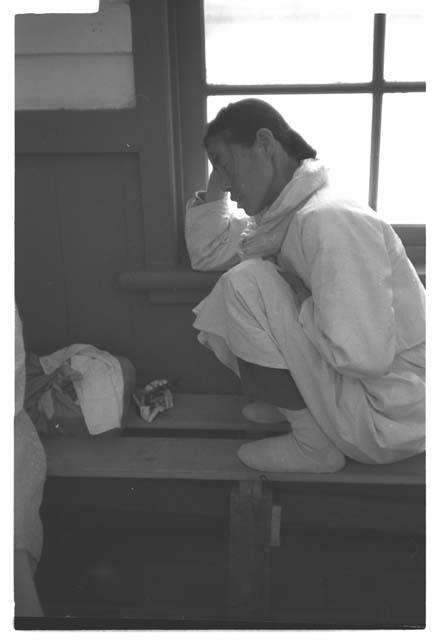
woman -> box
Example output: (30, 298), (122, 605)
(185, 99), (425, 473)
(15, 305), (46, 616)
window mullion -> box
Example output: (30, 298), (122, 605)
(383, 81), (425, 93)
(369, 13), (386, 210)
(206, 83), (374, 96)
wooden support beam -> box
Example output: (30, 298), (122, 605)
(229, 479), (273, 619)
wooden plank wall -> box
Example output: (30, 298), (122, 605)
(15, 151), (239, 393)
(15, 153), (142, 354)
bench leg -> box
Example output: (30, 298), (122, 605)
(229, 479), (273, 619)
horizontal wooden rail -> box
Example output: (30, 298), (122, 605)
(43, 436), (425, 486)
(206, 81), (426, 96)
(117, 262), (425, 295)
(15, 109), (139, 154)
(117, 269), (222, 291)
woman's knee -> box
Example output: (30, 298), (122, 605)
(221, 258), (278, 294)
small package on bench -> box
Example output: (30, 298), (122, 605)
(133, 379), (174, 423)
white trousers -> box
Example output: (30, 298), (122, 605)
(193, 259), (425, 464)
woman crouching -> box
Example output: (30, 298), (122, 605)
(185, 99), (425, 473)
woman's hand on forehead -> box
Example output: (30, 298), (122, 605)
(205, 169), (227, 203)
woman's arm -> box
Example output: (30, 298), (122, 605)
(185, 170), (249, 271)
(298, 208), (396, 378)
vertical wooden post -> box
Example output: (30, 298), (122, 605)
(229, 479), (273, 619)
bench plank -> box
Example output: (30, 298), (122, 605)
(43, 437), (425, 485)
(125, 393), (287, 433)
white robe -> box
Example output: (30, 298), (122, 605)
(185, 160), (425, 464)
(15, 306), (46, 564)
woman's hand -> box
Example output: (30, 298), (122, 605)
(204, 169), (227, 203)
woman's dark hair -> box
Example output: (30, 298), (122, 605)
(204, 98), (317, 161)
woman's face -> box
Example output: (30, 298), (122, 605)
(206, 134), (274, 216)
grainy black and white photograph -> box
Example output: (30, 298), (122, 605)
(10, 0), (427, 632)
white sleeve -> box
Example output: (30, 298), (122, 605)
(298, 212), (396, 378)
(185, 192), (249, 271)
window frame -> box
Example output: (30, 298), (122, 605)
(172, 2), (425, 265)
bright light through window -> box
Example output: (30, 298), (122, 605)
(204, 0), (373, 84)
(203, 2), (426, 225)
(377, 93), (427, 224)
(384, 14), (425, 81)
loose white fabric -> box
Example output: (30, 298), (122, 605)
(186, 161), (425, 464)
(237, 407), (346, 473)
(40, 344), (124, 435)
(185, 192), (249, 271)
(15, 306), (47, 564)
(238, 159), (328, 260)
(242, 403), (285, 424)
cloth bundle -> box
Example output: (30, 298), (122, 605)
(25, 344), (135, 436)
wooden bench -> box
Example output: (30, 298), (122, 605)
(42, 393), (425, 621)
(122, 392), (288, 437)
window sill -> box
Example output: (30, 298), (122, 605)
(117, 269), (223, 303)
(118, 263), (425, 304)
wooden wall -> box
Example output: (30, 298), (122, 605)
(15, 0), (241, 394)
(14, 147), (239, 393)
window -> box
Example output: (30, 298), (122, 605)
(201, 1), (426, 226)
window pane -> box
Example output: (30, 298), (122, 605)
(377, 93), (427, 223)
(207, 94), (372, 204)
(384, 14), (426, 81)
(204, 0), (373, 84)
